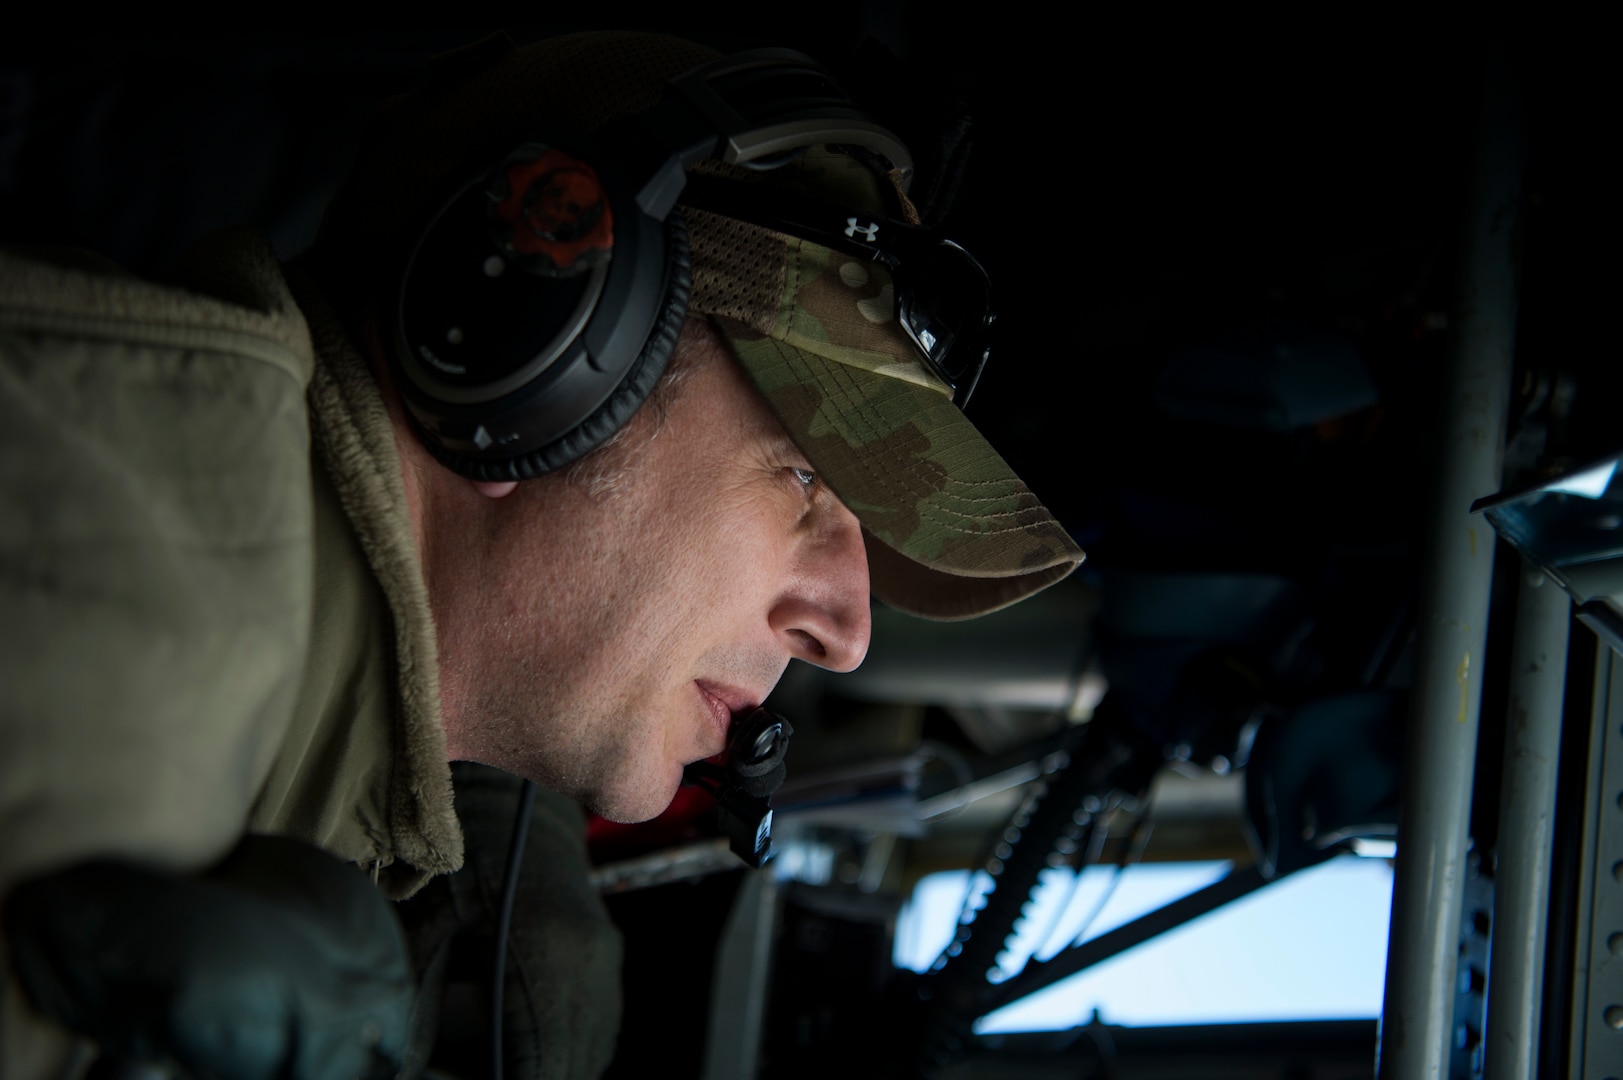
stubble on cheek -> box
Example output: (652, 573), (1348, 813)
(482, 558), (679, 811)
(454, 444), (724, 815)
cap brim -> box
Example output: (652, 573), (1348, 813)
(715, 318), (1085, 620)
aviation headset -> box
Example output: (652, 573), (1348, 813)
(390, 47), (916, 483)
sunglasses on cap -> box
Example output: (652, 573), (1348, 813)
(677, 173), (996, 407)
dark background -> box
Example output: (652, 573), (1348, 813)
(2, 18), (1611, 552)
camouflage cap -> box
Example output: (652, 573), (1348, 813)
(685, 176), (1084, 619)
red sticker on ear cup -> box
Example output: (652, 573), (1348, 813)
(488, 145), (614, 276)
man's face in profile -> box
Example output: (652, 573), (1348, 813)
(435, 325), (872, 822)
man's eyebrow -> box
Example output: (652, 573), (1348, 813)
(763, 429), (807, 464)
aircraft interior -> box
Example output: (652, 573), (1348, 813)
(1, 19), (1615, 1080)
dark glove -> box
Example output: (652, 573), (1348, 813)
(4, 834), (414, 1080)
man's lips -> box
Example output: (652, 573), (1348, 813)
(695, 681), (759, 753)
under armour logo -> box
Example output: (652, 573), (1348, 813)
(845, 218), (880, 242)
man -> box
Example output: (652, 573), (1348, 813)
(0, 31), (1082, 1078)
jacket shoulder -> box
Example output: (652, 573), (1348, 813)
(0, 229), (314, 385)
(0, 229), (320, 893)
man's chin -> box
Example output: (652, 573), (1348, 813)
(588, 769), (682, 824)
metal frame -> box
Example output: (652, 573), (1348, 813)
(1483, 566), (1570, 1079)
(1567, 641), (1623, 1077)
(1377, 46), (1524, 1080)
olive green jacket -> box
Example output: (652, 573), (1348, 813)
(0, 233), (466, 1075)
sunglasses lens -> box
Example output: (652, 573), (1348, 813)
(901, 241), (994, 405)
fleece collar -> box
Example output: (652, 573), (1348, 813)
(288, 265), (463, 897)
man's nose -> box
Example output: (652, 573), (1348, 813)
(771, 503), (871, 673)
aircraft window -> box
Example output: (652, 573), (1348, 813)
(894, 856), (1394, 1031)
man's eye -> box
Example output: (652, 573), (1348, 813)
(791, 467), (818, 489)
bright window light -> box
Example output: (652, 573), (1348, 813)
(894, 857), (1393, 1030)
(1546, 459), (1618, 499)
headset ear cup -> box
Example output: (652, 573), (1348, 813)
(422, 210), (693, 483)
